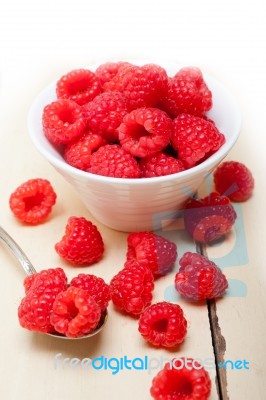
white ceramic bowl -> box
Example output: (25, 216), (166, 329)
(28, 62), (241, 232)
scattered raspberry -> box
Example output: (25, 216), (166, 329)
(126, 232), (177, 277)
(9, 178), (57, 225)
(89, 144), (141, 178)
(55, 217), (104, 266)
(172, 113), (225, 168)
(50, 286), (101, 338)
(56, 69), (102, 106)
(64, 131), (106, 171)
(150, 357), (211, 400)
(139, 152), (185, 177)
(175, 252), (228, 300)
(83, 91), (128, 142)
(184, 192), (237, 243)
(214, 161), (254, 202)
(161, 67), (212, 117)
(138, 302), (187, 347)
(110, 260), (154, 316)
(104, 64), (168, 110)
(119, 108), (172, 158)
(42, 99), (86, 145)
(18, 268), (68, 333)
(95, 62), (132, 86)
(70, 274), (110, 311)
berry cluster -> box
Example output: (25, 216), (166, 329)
(42, 62), (226, 178)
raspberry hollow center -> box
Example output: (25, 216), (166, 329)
(129, 124), (151, 140)
(152, 318), (168, 332)
(168, 376), (193, 397)
(67, 302), (79, 319)
(58, 108), (76, 124)
(68, 78), (91, 95)
(24, 193), (45, 212)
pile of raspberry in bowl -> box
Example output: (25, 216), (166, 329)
(42, 62), (225, 179)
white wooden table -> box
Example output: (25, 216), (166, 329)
(0, 1), (265, 399)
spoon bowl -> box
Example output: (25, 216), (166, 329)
(0, 225), (108, 340)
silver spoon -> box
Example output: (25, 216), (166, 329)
(0, 225), (108, 339)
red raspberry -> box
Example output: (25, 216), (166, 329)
(18, 268), (68, 333)
(172, 114), (225, 168)
(119, 108), (172, 158)
(175, 252), (228, 300)
(64, 131), (106, 171)
(126, 232), (177, 277)
(110, 260), (154, 316)
(55, 217), (104, 266)
(139, 152), (185, 177)
(95, 61), (132, 85)
(104, 64), (168, 110)
(184, 192), (237, 243)
(42, 99), (86, 145)
(214, 161), (254, 202)
(50, 286), (101, 338)
(89, 144), (141, 178)
(9, 178), (57, 225)
(150, 357), (211, 400)
(161, 67), (212, 118)
(83, 91), (128, 142)
(56, 69), (102, 106)
(138, 302), (187, 347)
(70, 274), (110, 311)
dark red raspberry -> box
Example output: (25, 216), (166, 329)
(89, 144), (141, 178)
(70, 274), (110, 311)
(18, 268), (68, 333)
(50, 286), (101, 338)
(214, 161), (254, 202)
(150, 357), (211, 400)
(119, 108), (172, 158)
(64, 131), (106, 171)
(56, 69), (102, 106)
(110, 260), (154, 316)
(184, 192), (237, 243)
(42, 99), (86, 145)
(104, 63), (168, 110)
(172, 113), (225, 168)
(126, 232), (177, 277)
(139, 152), (185, 177)
(95, 62), (132, 85)
(175, 252), (228, 300)
(161, 67), (212, 118)
(138, 302), (187, 347)
(55, 216), (104, 266)
(9, 178), (57, 225)
(83, 91), (128, 142)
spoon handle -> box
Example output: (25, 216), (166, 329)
(0, 226), (37, 276)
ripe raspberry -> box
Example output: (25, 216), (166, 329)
(138, 302), (187, 347)
(161, 67), (212, 118)
(9, 178), (57, 225)
(119, 108), (172, 158)
(50, 286), (101, 338)
(110, 260), (154, 316)
(175, 252), (228, 300)
(214, 161), (254, 202)
(150, 357), (211, 400)
(56, 69), (102, 106)
(83, 91), (128, 142)
(184, 192), (237, 243)
(95, 62), (132, 85)
(139, 152), (185, 177)
(18, 268), (68, 333)
(70, 274), (110, 311)
(64, 131), (106, 171)
(89, 144), (141, 178)
(126, 232), (177, 277)
(172, 114), (225, 168)
(42, 99), (86, 145)
(55, 217), (104, 266)
(104, 63), (168, 110)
